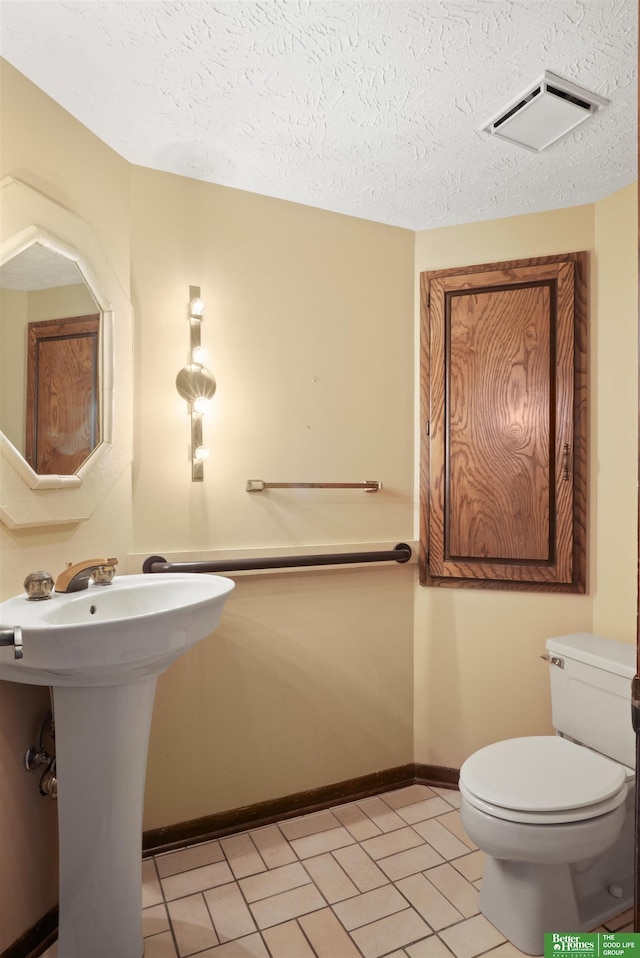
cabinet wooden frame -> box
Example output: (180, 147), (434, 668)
(419, 252), (588, 592)
(25, 313), (100, 476)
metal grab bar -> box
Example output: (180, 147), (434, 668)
(143, 543), (411, 575)
(246, 480), (381, 493)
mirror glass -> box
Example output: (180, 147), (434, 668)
(0, 242), (101, 476)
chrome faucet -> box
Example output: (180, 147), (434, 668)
(54, 558), (118, 594)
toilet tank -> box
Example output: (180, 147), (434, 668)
(546, 632), (636, 769)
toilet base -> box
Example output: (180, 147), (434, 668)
(477, 800), (635, 958)
(480, 857), (580, 956)
(461, 789), (634, 956)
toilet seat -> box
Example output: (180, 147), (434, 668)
(460, 736), (628, 825)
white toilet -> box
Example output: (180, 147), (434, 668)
(459, 633), (636, 956)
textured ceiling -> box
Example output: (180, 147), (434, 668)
(1, 1), (637, 230)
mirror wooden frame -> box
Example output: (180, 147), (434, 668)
(0, 177), (132, 527)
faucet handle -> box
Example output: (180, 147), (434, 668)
(24, 571), (55, 600)
(92, 563), (117, 585)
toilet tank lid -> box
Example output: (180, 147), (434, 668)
(546, 633), (636, 679)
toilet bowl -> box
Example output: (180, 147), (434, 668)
(458, 634), (636, 957)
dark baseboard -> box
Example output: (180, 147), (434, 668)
(1, 907), (58, 958)
(3, 763), (460, 957)
(414, 762), (460, 789)
(143, 763), (418, 855)
(143, 762), (460, 856)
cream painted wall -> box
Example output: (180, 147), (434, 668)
(413, 194), (637, 771)
(129, 166), (417, 828)
(145, 566), (415, 829)
(129, 167), (415, 554)
(592, 185), (639, 640)
(0, 60), (132, 951)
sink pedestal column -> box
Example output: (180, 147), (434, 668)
(53, 676), (158, 958)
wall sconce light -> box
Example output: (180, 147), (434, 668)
(175, 285), (216, 481)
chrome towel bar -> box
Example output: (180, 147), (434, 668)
(246, 480), (381, 493)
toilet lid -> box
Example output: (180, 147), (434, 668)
(460, 736), (627, 814)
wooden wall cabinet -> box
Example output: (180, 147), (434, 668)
(420, 252), (587, 592)
(26, 314), (100, 476)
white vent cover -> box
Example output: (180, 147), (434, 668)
(481, 70), (609, 152)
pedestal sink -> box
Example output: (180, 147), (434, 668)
(0, 572), (235, 958)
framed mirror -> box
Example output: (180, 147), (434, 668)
(1, 236), (103, 477)
(0, 178), (132, 528)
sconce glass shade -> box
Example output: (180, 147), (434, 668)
(190, 297), (205, 317)
(175, 364), (217, 405)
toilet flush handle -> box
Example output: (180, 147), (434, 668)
(540, 653), (564, 668)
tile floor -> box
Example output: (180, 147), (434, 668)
(41, 784), (634, 958)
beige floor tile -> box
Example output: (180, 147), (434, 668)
(143, 858), (164, 908)
(412, 820), (472, 860)
(299, 907), (363, 958)
(155, 840), (224, 878)
(378, 843), (445, 881)
(240, 861), (311, 903)
(615, 923), (634, 933)
(197, 932), (270, 957)
(161, 860), (234, 901)
(435, 811), (477, 850)
(603, 908), (635, 931)
(381, 785), (437, 809)
(333, 802), (384, 840)
(304, 852), (360, 903)
(262, 919), (316, 957)
(290, 825), (356, 859)
(167, 893), (218, 956)
(357, 796), (407, 832)
(451, 851), (485, 882)
(407, 935), (456, 957)
(333, 884), (410, 931)
(423, 864), (479, 918)
(220, 833), (267, 879)
(350, 908), (432, 958)
(204, 882), (257, 942)
(384, 952), (410, 958)
(143, 903), (171, 938)
(431, 788), (462, 809)
(360, 826), (424, 861)
(249, 824), (298, 869)
(333, 844), (390, 892)
(249, 882), (327, 929)
(484, 940), (531, 956)
(396, 798), (454, 825)
(439, 914), (505, 958)
(41, 944), (58, 958)
(396, 874), (463, 931)
(279, 809), (342, 841)
(143, 930), (179, 957)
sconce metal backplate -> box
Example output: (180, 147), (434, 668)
(176, 285), (216, 481)
(175, 365), (217, 405)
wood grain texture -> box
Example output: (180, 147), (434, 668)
(25, 314), (100, 475)
(420, 253), (587, 592)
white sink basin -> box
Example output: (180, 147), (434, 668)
(0, 571), (235, 958)
(0, 572), (235, 686)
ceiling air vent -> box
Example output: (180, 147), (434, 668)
(481, 70), (609, 152)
